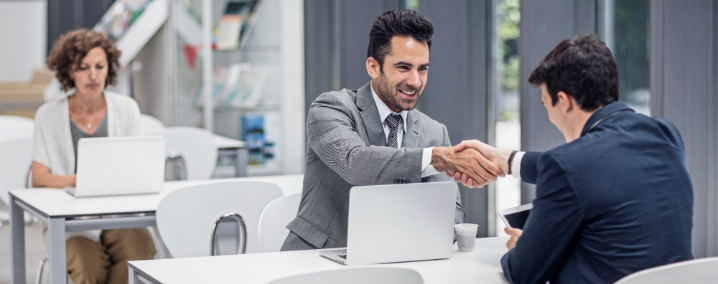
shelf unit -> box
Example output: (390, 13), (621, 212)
(129, 0), (305, 175)
(103, 0), (169, 67)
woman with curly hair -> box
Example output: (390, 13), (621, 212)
(32, 29), (155, 284)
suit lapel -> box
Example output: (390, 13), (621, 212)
(356, 82), (387, 146)
(402, 111), (421, 148)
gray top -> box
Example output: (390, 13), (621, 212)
(70, 112), (108, 173)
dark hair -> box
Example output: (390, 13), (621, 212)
(528, 34), (619, 111)
(367, 9), (433, 71)
(47, 29), (121, 92)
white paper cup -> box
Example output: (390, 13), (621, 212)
(454, 223), (479, 252)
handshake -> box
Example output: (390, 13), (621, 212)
(430, 140), (514, 188)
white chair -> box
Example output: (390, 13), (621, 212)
(160, 127), (217, 180)
(139, 114), (166, 135)
(155, 181), (283, 258)
(0, 115), (34, 142)
(267, 267), (424, 284)
(258, 193), (301, 252)
(0, 137), (34, 224)
(265, 174), (304, 196)
(614, 257), (718, 284)
(0, 137), (44, 284)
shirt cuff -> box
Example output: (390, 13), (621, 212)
(511, 151), (525, 180)
(422, 147), (440, 177)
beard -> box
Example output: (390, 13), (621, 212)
(376, 71), (421, 111)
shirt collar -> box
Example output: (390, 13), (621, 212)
(580, 101), (635, 136)
(371, 83), (408, 133)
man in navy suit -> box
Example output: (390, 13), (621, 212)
(455, 34), (693, 283)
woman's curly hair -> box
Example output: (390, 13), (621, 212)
(46, 29), (121, 92)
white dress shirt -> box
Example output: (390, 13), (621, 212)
(370, 85), (440, 177)
(510, 151), (525, 179)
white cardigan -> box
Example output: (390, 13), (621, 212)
(33, 91), (141, 175)
(32, 91), (141, 242)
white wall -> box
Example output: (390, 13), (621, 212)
(0, 0), (47, 82)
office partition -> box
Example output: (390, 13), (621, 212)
(649, 0), (718, 258)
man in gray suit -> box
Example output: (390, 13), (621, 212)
(281, 9), (503, 251)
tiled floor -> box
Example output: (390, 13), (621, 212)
(0, 222), (50, 284)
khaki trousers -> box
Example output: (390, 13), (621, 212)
(65, 228), (156, 284)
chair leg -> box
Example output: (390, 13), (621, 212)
(35, 257), (48, 284)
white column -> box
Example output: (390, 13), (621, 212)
(202, 0), (214, 131)
(280, 0), (306, 174)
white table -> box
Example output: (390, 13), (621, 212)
(128, 237), (511, 284)
(213, 135), (248, 178)
(213, 135), (246, 149)
(9, 174), (303, 284)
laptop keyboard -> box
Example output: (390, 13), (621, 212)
(338, 254), (347, 259)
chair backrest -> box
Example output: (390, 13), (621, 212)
(614, 257), (718, 284)
(0, 115), (34, 142)
(265, 174), (304, 196)
(0, 137), (34, 221)
(156, 181), (283, 258)
(267, 267), (424, 284)
(258, 193), (301, 252)
(159, 127), (217, 180)
(139, 114), (166, 135)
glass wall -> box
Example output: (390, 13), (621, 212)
(599, 0), (651, 115)
(404, 0), (419, 10)
(493, 0), (521, 236)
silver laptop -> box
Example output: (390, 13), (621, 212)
(65, 136), (166, 197)
(320, 181), (457, 265)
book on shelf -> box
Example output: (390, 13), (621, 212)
(241, 112), (280, 169)
(227, 65), (267, 108)
(215, 0), (260, 50)
(194, 67), (228, 108)
(194, 63), (269, 110)
(94, 0), (154, 42)
(217, 14), (242, 50)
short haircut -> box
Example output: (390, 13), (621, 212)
(367, 9), (433, 71)
(47, 29), (121, 92)
(528, 34), (619, 111)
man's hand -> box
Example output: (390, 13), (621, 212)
(431, 146), (503, 188)
(450, 140), (514, 188)
(504, 227), (523, 250)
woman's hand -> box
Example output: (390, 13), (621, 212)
(31, 162), (76, 188)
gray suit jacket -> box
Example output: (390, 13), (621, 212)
(284, 82), (466, 250)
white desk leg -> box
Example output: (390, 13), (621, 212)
(48, 217), (67, 284)
(128, 266), (135, 284)
(10, 195), (26, 284)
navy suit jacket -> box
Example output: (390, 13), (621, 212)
(501, 102), (693, 284)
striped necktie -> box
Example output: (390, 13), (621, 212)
(386, 113), (402, 148)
